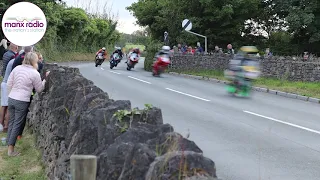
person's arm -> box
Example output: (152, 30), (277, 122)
(1, 39), (8, 49)
(32, 71), (46, 93)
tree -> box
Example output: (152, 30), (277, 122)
(127, 0), (261, 49)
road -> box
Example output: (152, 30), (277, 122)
(67, 58), (320, 180)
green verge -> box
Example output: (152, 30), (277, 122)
(0, 75), (45, 179)
(169, 69), (320, 99)
(0, 131), (46, 180)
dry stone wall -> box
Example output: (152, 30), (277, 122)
(169, 54), (320, 82)
(26, 64), (218, 180)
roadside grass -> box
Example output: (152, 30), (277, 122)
(124, 44), (145, 52)
(0, 131), (46, 180)
(169, 69), (320, 99)
(44, 52), (93, 63)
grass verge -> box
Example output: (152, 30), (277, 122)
(44, 52), (93, 63)
(0, 131), (46, 180)
(169, 69), (320, 99)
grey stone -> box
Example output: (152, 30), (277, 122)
(209, 78), (219, 83)
(269, 89), (278, 94)
(286, 93), (298, 99)
(259, 87), (268, 92)
(26, 63), (218, 180)
(277, 91), (287, 97)
(308, 97), (320, 103)
(169, 54), (320, 82)
(145, 151), (217, 180)
(252, 87), (261, 91)
(297, 95), (309, 101)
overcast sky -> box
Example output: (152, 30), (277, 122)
(62, 0), (141, 34)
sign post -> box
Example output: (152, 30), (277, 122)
(182, 19), (207, 54)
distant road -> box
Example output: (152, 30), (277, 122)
(65, 58), (320, 180)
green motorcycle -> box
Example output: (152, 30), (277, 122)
(224, 46), (261, 97)
(226, 77), (252, 97)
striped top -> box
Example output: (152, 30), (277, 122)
(7, 64), (46, 102)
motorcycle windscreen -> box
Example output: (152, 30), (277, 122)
(159, 55), (170, 63)
(113, 53), (119, 59)
(130, 53), (138, 61)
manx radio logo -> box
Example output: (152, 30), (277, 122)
(4, 17), (45, 28)
(1, 2), (47, 46)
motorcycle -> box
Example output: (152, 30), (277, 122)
(224, 46), (261, 97)
(127, 53), (139, 71)
(152, 55), (171, 76)
(95, 53), (104, 67)
(110, 53), (121, 69)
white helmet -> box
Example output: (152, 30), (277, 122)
(162, 46), (170, 51)
(102, 47), (106, 50)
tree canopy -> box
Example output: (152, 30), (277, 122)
(127, 0), (320, 55)
(1, 0), (120, 57)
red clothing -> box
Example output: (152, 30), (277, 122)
(153, 56), (170, 72)
(96, 49), (107, 59)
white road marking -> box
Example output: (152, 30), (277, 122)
(128, 76), (151, 84)
(109, 70), (121, 74)
(165, 88), (211, 102)
(244, 110), (320, 135)
(100, 67), (104, 70)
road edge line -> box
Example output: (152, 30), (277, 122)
(167, 72), (318, 104)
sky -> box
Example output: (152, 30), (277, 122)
(62, 0), (141, 34)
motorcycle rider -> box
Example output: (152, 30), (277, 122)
(154, 45), (171, 59)
(153, 46), (171, 74)
(110, 47), (123, 60)
(126, 47), (140, 63)
(227, 46), (259, 93)
(96, 47), (108, 63)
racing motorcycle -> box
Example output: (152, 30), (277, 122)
(224, 46), (261, 97)
(95, 53), (104, 67)
(110, 53), (121, 69)
(152, 54), (171, 76)
(127, 53), (139, 71)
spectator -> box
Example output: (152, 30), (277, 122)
(197, 43), (204, 54)
(0, 53), (17, 133)
(2, 43), (18, 77)
(181, 45), (188, 54)
(0, 37), (8, 59)
(187, 46), (193, 54)
(17, 52), (45, 139)
(227, 44), (234, 55)
(265, 48), (272, 57)
(177, 44), (182, 52)
(6, 52), (50, 156)
(303, 52), (309, 61)
(11, 46), (33, 71)
(214, 46), (223, 54)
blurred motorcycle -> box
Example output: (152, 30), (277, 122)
(152, 54), (171, 77)
(224, 46), (261, 97)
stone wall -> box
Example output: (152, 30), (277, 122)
(169, 54), (320, 82)
(26, 64), (218, 180)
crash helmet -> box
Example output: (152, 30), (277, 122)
(161, 46), (170, 52)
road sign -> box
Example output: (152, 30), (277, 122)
(182, 19), (192, 31)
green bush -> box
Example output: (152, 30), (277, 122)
(2, 1), (120, 62)
(144, 40), (163, 71)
